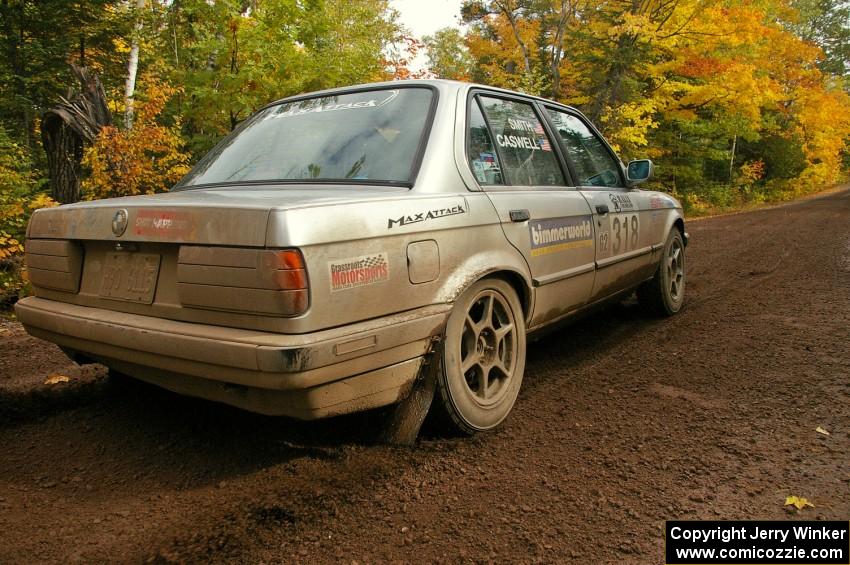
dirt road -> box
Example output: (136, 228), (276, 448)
(1, 189), (848, 563)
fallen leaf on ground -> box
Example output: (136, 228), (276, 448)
(44, 374), (70, 385)
(815, 426), (830, 436)
(785, 496), (814, 510)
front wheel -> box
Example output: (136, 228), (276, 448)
(433, 278), (526, 434)
(637, 229), (686, 316)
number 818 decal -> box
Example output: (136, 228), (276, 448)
(611, 213), (639, 254)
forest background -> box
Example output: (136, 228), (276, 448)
(1, 0), (849, 304)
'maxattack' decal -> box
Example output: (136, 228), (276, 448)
(529, 215), (593, 257)
(329, 253), (389, 292)
(387, 204), (465, 229)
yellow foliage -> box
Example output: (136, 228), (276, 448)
(784, 496), (814, 510)
(600, 99), (660, 152)
(466, 13), (542, 93)
(28, 194), (58, 211)
(738, 161), (766, 186)
(0, 233), (22, 260)
(82, 75), (191, 199)
(0, 194), (56, 259)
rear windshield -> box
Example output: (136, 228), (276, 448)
(176, 87), (434, 188)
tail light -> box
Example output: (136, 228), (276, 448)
(177, 246), (309, 316)
(25, 239), (83, 293)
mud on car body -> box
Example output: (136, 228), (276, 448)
(16, 80), (688, 434)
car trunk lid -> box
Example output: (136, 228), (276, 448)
(25, 184), (408, 330)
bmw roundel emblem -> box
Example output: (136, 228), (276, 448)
(112, 209), (129, 237)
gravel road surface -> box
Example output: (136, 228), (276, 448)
(1, 189), (848, 563)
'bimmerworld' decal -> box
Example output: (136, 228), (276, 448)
(529, 216), (593, 257)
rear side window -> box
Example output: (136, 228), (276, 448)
(546, 109), (624, 188)
(468, 101), (504, 185)
(478, 96), (565, 186)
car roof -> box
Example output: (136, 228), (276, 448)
(262, 79), (582, 115)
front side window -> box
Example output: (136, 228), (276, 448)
(177, 88), (433, 188)
(546, 109), (624, 188)
(478, 96), (565, 186)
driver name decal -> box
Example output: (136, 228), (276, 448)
(529, 216), (593, 256)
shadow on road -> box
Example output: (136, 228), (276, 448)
(0, 297), (659, 492)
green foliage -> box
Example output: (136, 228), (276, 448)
(791, 0), (850, 78)
(0, 0), (126, 152)
(158, 0), (401, 155)
(0, 126), (55, 305)
(423, 28), (474, 80)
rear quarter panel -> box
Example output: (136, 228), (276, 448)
(266, 191), (531, 333)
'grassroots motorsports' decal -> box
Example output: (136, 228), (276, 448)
(329, 253), (389, 292)
(529, 215), (593, 257)
(388, 204), (465, 229)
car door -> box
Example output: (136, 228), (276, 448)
(468, 93), (596, 327)
(542, 107), (657, 301)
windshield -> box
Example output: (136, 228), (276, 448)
(176, 87), (434, 188)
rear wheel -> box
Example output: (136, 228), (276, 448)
(433, 278), (526, 434)
(637, 229), (685, 316)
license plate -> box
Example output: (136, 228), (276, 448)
(99, 253), (161, 304)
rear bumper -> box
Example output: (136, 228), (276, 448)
(14, 297), (450, 419)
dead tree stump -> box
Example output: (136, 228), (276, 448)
(41, 65), (112, 204)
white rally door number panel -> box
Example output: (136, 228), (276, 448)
(609, 212), (639, 255)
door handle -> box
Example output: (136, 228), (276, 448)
(509, 209), (530, 222)
(595, 204), (609, 215)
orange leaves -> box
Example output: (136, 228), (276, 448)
(82, 76), (190, 200)
(677, 56), (731, 80)
(384, 36), (429, 81)
(738, 160), (766, 186)
(0, 233), (22, 260)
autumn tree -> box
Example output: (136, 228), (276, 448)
(458, 0), (850, 211)
(157, 0), (402, 154)
(82, 76), (190, 199)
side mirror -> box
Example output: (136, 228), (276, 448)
(626, 159), (653, 185)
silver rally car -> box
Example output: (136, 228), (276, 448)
(15, 80), (687, 434)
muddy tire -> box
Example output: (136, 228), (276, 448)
(637, 229), (685, 316)
(432, 278), (526, 434)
